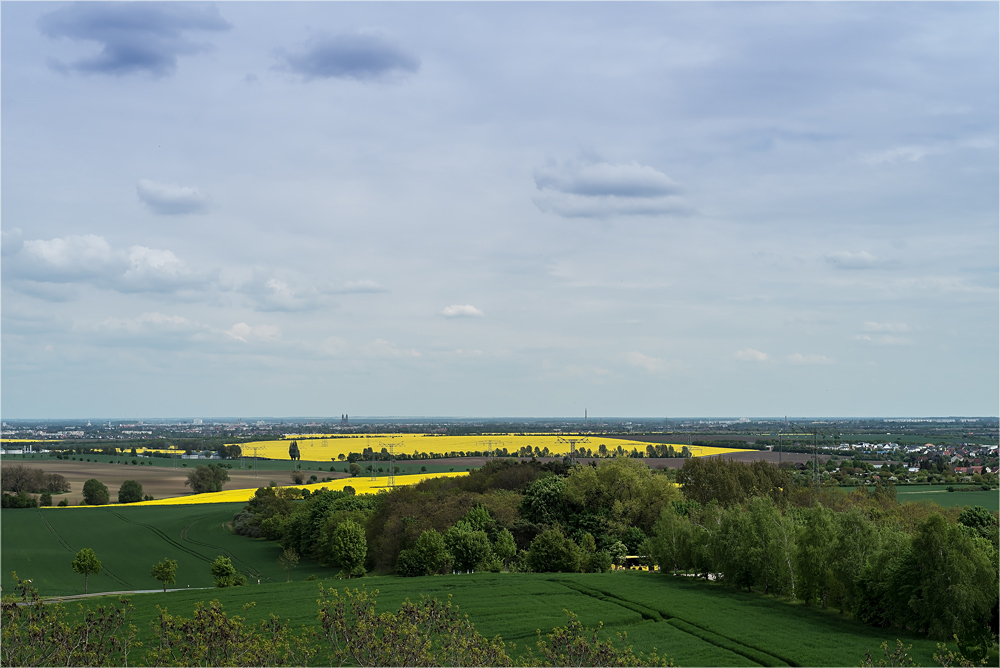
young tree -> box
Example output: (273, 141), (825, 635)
(150, 558), (178, 592)
(277, 546), (300, 582)
(492, 528), (517, 567)
(117, 479), (144, 504)
(185, 464), (231, 493)
(82, 479), (109, 505)
(39, 491), (53, 506)
(210, 555), (245, 587)
(71, 547), (102, 594)
(330, 519), (367, 578)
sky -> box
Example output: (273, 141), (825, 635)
(2, 2), (997, 420)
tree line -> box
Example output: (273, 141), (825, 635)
(232, 455), (998, 653)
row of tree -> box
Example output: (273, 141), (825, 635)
(231, 455), (999, 649)
(1, 464), (70, 494)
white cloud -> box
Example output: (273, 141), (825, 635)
(361, 338), (421, 358)
(137, 179), (208, 215)
(4, 233), (211, 296)
(862, 145), (931, 165)
(226, 322), (281, 343)
(788, 353), (834, 365)
(341, 279), (387, 293)
(824, 250), (877, 269)
(533, 158), (690, 219)
(625, 351), (671, 373)
(735, 348), (769, 362)
(235, 270), (336, 312)
(17, 234), (123, 281)
(87, 311), (209, 349)
(863, 321), (910, 332)
(441, 304), (484, 318)
(853, 334), (913, 346)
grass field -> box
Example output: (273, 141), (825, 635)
(1, 502), (329, 596)
(72, 571), (947, 667)
(841, 484), (999, 511)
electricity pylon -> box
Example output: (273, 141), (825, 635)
(556, 435), (590, 466)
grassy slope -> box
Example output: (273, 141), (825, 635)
(76, 572), (945, 667)
(1, 503), (331, 595)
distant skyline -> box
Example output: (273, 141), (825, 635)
(2, 2), (997, 419)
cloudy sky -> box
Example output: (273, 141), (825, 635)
(2, 2), (997, 419)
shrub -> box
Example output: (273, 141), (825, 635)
(40, 492), (52, 506)
(186, 465), (230, 493)
(118, 480), (144, 504)
(528, 528), (583, 573)
(82, 479), (109, 505)
(210, 555), (246, 587)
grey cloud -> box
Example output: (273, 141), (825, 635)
(137, 179), (208, 215)
(276, 32), (420, 81)
(534, 159), (690, 219)
(535, 160), (681, 198)
(38, 2), (230, 78)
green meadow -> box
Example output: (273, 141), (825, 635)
(74, 571), (944, 667)
(1, 503), (322, 595)
(840, 484), (998, 511)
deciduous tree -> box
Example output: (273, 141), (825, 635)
(82, 479), (109, 505)
(71, 548), (102, 594)
(150, 558), (178, 593)
(118, 479), (143, 504)
(330, 520), (367, 578)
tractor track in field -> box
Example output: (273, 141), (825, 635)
(178, 518), (266, 580)
(104, 509), (213, 565)
(36, 508), (73, 551)
(562, 581), (798, 667)
(36, 509), (134, 590)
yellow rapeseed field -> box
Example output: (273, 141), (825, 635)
(47, 471), (469, 508)
(228, 434), (748, 462)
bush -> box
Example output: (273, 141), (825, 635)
(1, 491), (38, 508)
(58, 499), (69, 507)
(186, 465), (230, 493)
(118, 480), (144, 504)
(528, 528), (583, 573)
(40, 492), (52, 506)
(210, 555), (246, 587)
(82, 479), (109, 505)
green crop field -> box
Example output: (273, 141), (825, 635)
(75, 571), (945, 667)
(0, 503), (331, 596)
(840, 484), (998, 511)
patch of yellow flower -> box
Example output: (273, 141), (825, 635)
(227, 433), (748, 462)
(48, 471), (469, 508)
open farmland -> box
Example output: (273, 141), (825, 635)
(228, 433), (750, 462)
(71, 571), (944, 667)
(1, 459), (350, 505)
(840, 483), (999, 511)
